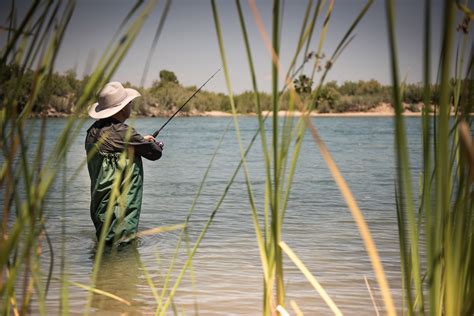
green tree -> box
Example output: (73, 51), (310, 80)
(218, 93), (231, 112)
(159, 69), (179, 84)
(356, 79), (382, 95)
(339, 81), (358, 95)
(403, 83), (424, 104)
(325, 80), (338, 90)
(65, 69), (79, 93)
(0, 63), (37, 111)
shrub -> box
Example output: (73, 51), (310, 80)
(332, 96), (355, 112)
(313, 85), (340, 112)
(403, 83), (424, 104)
(339, 80), (358, 95)
(317, 101), (331, 113)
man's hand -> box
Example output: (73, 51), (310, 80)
(143, 135), (155, 142)
(144, 135), (163, 149)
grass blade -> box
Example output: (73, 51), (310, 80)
(385, 0), (424, 312)
(66, 280), (131, 307)
(279, 241), (342, 316)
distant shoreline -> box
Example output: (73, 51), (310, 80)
(36, 103), (461, 118)
(200, 110), (426, 117)
(35, 110), (450, 118)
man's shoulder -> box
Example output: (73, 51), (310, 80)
(109, 122), (139, 139)
(88, 119), (132, 132)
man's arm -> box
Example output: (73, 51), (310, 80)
(112, 124), (163, 160)
(130, 132), (163, 161)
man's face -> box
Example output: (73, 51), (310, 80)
(123, 102), (132, 118)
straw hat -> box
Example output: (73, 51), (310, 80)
(88, 82), (141, 119)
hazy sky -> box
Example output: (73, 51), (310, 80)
(1, 0), (471, 93)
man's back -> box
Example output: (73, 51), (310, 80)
(85, 82), (163, 246)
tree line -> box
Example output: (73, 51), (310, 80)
(1, 63), (466, 117)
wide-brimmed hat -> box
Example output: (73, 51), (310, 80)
(88, 82), (141, 119)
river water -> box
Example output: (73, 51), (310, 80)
(28, 116), (423, 315)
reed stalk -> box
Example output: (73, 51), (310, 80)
(216, 0), (396, 315)
(3, 0), (472, 315)
(386, 0), (424, 312)
(279, 241), (341, 315)
(249, 1), (397, 315)
(216, 11), (266, 289)
(387, 0), (474, 314)
(1, 0), (159, 314)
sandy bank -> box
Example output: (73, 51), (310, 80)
(200, 110), (425, 117)
(201, 111), (233, 117)
(200, 102), (459, 117)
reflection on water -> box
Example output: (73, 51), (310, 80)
(91, 244), (143, 314)
(24, 117), (423, 314)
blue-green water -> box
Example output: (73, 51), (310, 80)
(32, 116), (423, 315)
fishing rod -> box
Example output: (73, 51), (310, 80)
(152, 68), (221, 137)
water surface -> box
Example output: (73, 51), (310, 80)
(32, 116), (424, 315)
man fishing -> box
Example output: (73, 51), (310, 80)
(85, 81), (163, 246)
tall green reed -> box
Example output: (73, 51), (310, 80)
(208, 0), (399, 315)
(387, 0), (474, 314)
(5, 0), (472, 315)
(0, 0), (161, 314)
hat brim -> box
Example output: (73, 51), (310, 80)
(88, 88), (141, 119)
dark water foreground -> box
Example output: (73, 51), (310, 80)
(22, 116), (424, 315)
